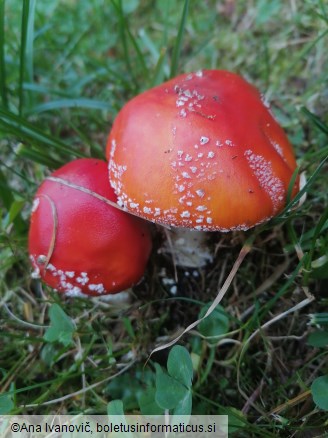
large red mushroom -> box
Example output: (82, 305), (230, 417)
(106, 70), (299, 266)
(28, 158), (152, 297)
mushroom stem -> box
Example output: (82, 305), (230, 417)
(96, 290), (131, 304)
(160, 227), (213, 268)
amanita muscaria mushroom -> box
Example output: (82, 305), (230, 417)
(28, 158), (152, 297)
(106, 70), (299, 267)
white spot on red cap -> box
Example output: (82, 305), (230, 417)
(77, 272), (89, 285)
(200, 136), (209, 145)
(143, 206), (152, 214)
(88, 283), (105, 294)
(196, 189), (205, 198)
(66, 287), (87, 298)
(110, 139), (117, 159)
(244, 149), (285, 212)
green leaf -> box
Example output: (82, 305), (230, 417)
(0, 393), (14, 414)
(40, 343), (59, 366)
(172, 389), (192, 416)
(307, 330), (328, 348)
(198, 304), (229, 342)
(311, 375), (328, 410)
(138, 387), (164, 415)
(167, 345), (193, 388)
(155, 363), (189, 410)
(106, 373), (142, 411)
(107, 399), (125, 416)
(107, 400), (133, 438)
(43, 304), (75, 347)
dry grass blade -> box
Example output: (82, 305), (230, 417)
(23, 360), (136, 408)
(270, 390), (312, 415)
(38, 194), (58, 270)
(148, 237), (254, 358)
(47, 176), (141, 218)
(2, 302), (47, 330)
(237, 296), (316, 410)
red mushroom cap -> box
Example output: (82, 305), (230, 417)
(106, 70), (299, 231)
(28, 158), (152, 297)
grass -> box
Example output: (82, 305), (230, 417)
(1, 0), (328, 435)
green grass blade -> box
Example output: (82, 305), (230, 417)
(18, 0), (36, 114)
(301, 107), (328, 136)
(0, 167), (26, 232)
(0, 159), (37, 187)
(162, 0), (171, 48)
(23, 83), (77, 98)
(259, 256), (307, 319)
(149, 48), (167, 87)
(111, 0), (149, 89)
(170, 0), (190, 78)
(16, 144), (63, 168)
(0, 108), (84, 158)
(111, 0), (138, 90)
(25, 0), (35, 84)
(0, 167), (14, 209)
(0, 0), (8, 109)
(273, 27), (328, 93)
(28, 98), (114, 115)
(53, 26), (91, 72)
(125, 25), (148, 80)
(69, 66), (132, 95)
(19, 0), (29, 115)
(271, 155), (328, 224)
(303, 207), (328, 286)
(318, 0), (328, 24)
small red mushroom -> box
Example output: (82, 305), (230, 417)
(106, 70), (299, 266)
(28, 158), (152, 297)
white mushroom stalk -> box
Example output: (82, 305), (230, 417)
(159, 227), (213, 268)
